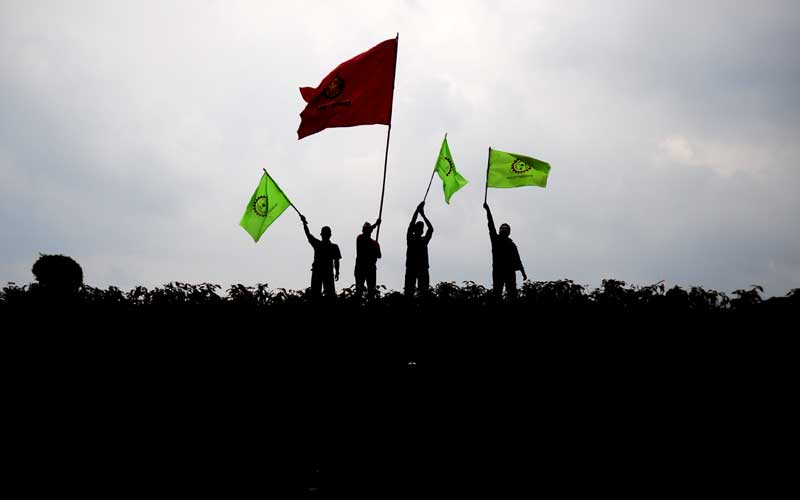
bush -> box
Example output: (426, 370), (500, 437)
(31, 254), (83, 293)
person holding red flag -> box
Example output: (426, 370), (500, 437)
(354, 219), (382, 301)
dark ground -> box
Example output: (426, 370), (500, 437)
(4, 298), (794, 495)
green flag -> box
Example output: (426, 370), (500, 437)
(434, 135), (468, 204)
(240, 171), (292, 242)
(487, 148), (550, 188)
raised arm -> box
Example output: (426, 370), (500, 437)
(420, 205), (433, 239)
(408, 203), (421, 237)
(300, 215), (315, 245)
(483, 202), (496, 238)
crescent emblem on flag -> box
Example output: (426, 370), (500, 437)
(511, 159), (532, 174)
(443, 156), (454, 176)
(253, 195), (269, 217)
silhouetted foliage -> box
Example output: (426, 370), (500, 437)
(731, 285), (764, 310)
(30, 253), (83, 294)
(3, 278), (795, 316)
(3, 273), (793, 496)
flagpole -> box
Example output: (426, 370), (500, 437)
(422, 133), (444, 202)
(484, 147), (491, 205)
(375, 32), (399, 242)
(264, 168), (302, 217)
(422, 168), (436, 203)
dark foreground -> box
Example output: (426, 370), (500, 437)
(3, 282), (795, 495)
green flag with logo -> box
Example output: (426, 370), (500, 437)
(434, 135), (468, 204)
(487, 148), (550, 188)
(240, 171), (292, 242)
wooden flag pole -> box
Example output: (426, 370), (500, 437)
(484, 147), (491, 205)
(376, 33), (399, 242)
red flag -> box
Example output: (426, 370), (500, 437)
(297, 37), (397, 139)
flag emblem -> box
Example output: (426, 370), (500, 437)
(253, 195), (269, 217)
(443, 156), (454, 176)
(511, 159), (532, 175)
(323, 76), (345, 99)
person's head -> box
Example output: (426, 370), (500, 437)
(413, 221), (424, 237)
(362, 222), (373, 235)
(320, 226), (332, 241)
(499, 223), (511, 238)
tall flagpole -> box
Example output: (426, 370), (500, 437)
(484, 147), (491, 205)
(376, 33), (399, 242)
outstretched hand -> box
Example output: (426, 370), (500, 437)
(483, 202), (489, 211)
(300, 214), (308, 225)
(375, 218), (382, 227)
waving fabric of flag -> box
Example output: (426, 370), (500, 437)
(297, 37), (397, 139)
(434, 136), (468, 204)
(487, 148), (551, 189)
(240, 171), (291, 242)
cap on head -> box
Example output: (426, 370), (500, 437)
(321, 226), (332, 239)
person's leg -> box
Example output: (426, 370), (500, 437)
(492, 269), (503, 300)
(311, 271), (322, 302)
(418, 269), (430, 296)
(404, 267), (416, 298)
(506, 273), (518, 300)
(367, 268), (377, 300)
(322, 272), (335, 301)
(354, 268), (364, 298)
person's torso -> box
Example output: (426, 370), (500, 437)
(491, 237), (518, 271)
(406, 234), (430, 269)
(356, 234), (379, 267)
(312, 241), (340, 272)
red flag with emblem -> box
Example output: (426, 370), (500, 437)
(297, 37), (397, 140)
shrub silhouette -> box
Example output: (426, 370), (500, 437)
(2, 275), (795, 318)
(31, 254), (83, 295)
(731, 285), (764, 310)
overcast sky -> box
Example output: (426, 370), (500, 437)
(2, 0), (798, 296)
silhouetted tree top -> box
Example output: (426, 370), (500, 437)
(31, 254), (83, 293)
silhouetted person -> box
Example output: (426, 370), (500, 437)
(354, 218), (381, 301)
(301, 215), (341, 302)
(405, 201), (434, 298)
(483, 203), (527, 299)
